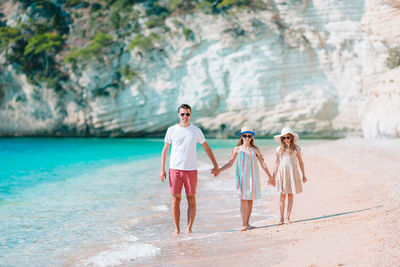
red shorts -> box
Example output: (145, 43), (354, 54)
(169, 169), (198, 195)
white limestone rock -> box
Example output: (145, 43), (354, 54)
(1, 0), (400, 138)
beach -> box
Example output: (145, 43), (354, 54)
(1, 137), (399, 266)
(137, 138), (400, 267)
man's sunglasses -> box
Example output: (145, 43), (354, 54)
(281, 136), (292, 140)
(180, 113), (191, 117)
(241, 134), (253, 139)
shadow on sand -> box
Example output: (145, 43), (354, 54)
(224, 204), (383, 232)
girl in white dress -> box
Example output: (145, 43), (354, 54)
(272, 127), (307, 225)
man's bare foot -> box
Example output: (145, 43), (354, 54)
(186, 228), (192, 234)
(240, 226), (247, 231)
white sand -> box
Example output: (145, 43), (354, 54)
(148, 138), (400, 266)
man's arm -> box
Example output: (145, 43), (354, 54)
(201, 141), (220, 176)
(160, 142), (170, 182)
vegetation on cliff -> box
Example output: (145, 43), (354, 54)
(386, 46), (400, 69)
(0, 0), (270, 91)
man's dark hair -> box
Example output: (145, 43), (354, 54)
(177, 104), (191, 113)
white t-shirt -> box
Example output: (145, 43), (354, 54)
(164, 124), (206, 170)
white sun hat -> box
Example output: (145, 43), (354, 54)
(274, 127), (299, 143)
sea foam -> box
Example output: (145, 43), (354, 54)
(150, 205), (168, 212)
(82, 243), (161, 267)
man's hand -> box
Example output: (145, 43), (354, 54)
(211, 167), (220, 177)
(160, 142), (170, 182)
(202, 142), (220, 177)
(160, 170), (166, 182)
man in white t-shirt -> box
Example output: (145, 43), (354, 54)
(160, 104), (219, 234)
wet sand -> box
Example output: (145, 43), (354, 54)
(140, 138), (400, 266)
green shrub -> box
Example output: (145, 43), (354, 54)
(0, 27), (22, 52)
(195, 1), (214, 14)
(44, 78), (58, 88)
(129, 34), (150, 51)
(217, 0), (237, 8)
(145, 2), (169, 17)
(145, 18), (160, 29)
(145, 13), (168, 29)
(64, 47), (80, 65)
(89, 11), (103, 28)
(169, 0), (182, 10)
(386, 46), (400, 69)
(110, 9), (121, 29)
(172, 19), (183, 28)
(182, 28), (194, 41)
(168, 0), (196, 13)
(128, 33), (160, 51)
(24, 32), (63, 56)
(19, 0), (70, 35)
(116, 0), (131, 9)
(91, 3), (102, 12)
(1, 1), (70, 87)
(64, 32), (113, 64)
(23, 32), (63, 76)
(119, 65), (138, 80)
(73, 11), (81, 18)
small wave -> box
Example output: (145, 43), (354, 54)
(150, 205), (168, 212)
(82, 243), (160, 267)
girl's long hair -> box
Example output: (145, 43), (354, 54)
(236, 136), (257, 148)
(279, 134), (297, 159)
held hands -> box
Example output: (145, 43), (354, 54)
(210, 167), (220, 177)
(267, 176), (276, 186)
(160, 170), (166, 182)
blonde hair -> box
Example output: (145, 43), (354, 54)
(279, 134), (297, 159)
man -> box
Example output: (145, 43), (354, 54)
(160, 104), (219, 234)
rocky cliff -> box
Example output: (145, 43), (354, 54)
(1, 0), (399, 138)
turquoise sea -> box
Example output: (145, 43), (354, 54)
(0, 138), (279, 266)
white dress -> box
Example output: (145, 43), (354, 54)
(275, 145), (303, 194)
